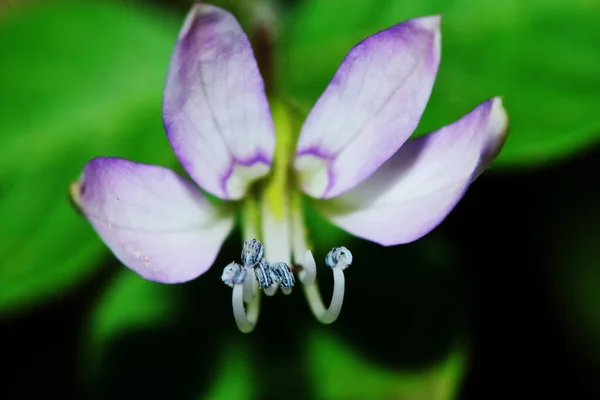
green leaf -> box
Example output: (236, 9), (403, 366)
(83, 269), (184, 398)
(308, 330), (466, 400)
(278, 0), (600, 167)
(86, 270), (178, 364)
(0, 1), (180, 315)
(201, 340), (257, 400)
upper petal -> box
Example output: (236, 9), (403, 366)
(77, 157), (235, 283)
(294, 16), (441, 199)
(163, 4), (275, 200)
(314, 98), (508, 246)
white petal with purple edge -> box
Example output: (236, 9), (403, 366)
(315, 98), (508, 246)
(163, 4), (275, 200)
(295, 16), (441, 199)
(78, 158), (235, 283)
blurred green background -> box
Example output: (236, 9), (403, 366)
(1, 0), (599, 398)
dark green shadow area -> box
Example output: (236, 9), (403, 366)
(84, 225), (467, 400)
(318, 235), (465, 369)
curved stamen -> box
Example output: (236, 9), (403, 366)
(301, 247), (352, 324)
(232, 267), (260, 333)
(242, 266), (255, 304)
(225, 231), (352, 330)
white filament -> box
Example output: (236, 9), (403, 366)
(261, 196), (292, 266)
(301, 250), (347, 324)
(242, 266), (255, 304)
(292, 200), (315, 285)
(231, 186), (350, 332)
(232, 271), (260, 333)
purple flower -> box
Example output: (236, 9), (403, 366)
(71, 4), (508, 332)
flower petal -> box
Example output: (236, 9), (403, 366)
(163, 4), (275, 200)
(78, 158), (235, 283)
(314, 98), (508, 246)
(295, 16), (441, 199)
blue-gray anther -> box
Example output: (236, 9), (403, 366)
(221, 262), (247, 287)
(269, 262), (295, 289)
(241, 238), (264, 267)
(254, 258), (273, 289)
(325, 246), (353, 269)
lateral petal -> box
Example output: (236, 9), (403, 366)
(316, 98), (508, 245)
(77, 157), (234, 282)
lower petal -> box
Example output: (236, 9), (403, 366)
(76, 157), (235, 283)
(314, 98), (508, 246)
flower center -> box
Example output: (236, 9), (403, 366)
(221, 100), (353, 333)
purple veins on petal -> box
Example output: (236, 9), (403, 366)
(295, 15), (441, 199)
(162, 3), (275, 200)
(77, 157), (235, 283)
(314, 97), (509, 246)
